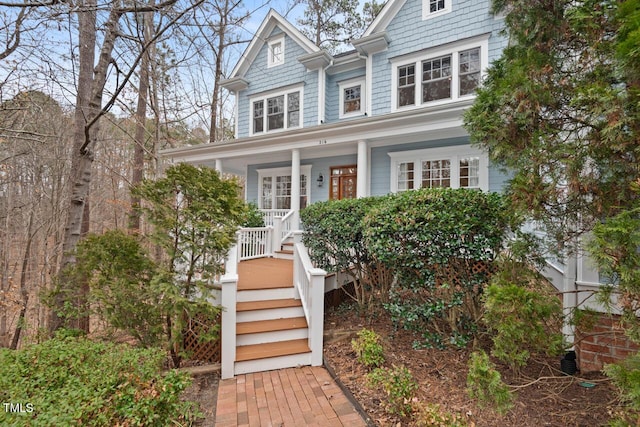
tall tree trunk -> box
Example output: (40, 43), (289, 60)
(49, 1), (97, 332)
(50, 2), (123, 332)
(10, 211), (34, 349)
(208, 5), (227, 144)
(129, 9), (154, 232)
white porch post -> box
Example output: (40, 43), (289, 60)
(220, 240), (239, 379)
(357, 140), (368, 198)
(291, 149), (301, 229)
(215, 159), (223, 173)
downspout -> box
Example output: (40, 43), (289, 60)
(561, 249), (578, 374)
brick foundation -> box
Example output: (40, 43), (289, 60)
(575, 313), (640, 372)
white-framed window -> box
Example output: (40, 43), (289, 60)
(268, 35), (285, 67)
(338, 77), (366, 118)
(422, 0), (451, 20)
(389, 145), (489, 192)
(391, 36), (489, 111)
(257, 166), (312, 209)
(250, 86), (303, 135)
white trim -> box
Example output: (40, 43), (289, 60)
(388, 145), (489, 192)
(338, 77), (366, 119)
(422, 0), (451, 21)
(318, 68), (325, 125)
(249, 85), (304, 136)
(267, 35), (285, 68)
(230, 10), (318, 78)
(257, 165), (312, 210)
(390, 35), (489, 112)
(233, 91), (239, 138)
(363, 0), (408, 37)
(366, 54), (373, 115)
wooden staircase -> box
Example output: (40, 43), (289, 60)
(274, 239), (294, 260)
(233, 258), (312, 375)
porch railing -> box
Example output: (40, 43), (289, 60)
(236, 227), (273, 261)
(292, 231), (326, 366)
(259, 209), (290, 227)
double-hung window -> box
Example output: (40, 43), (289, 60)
(338, 77), (366, 118)
(389, 146), (488, 192)
(268, 36), (284, 67)
(251, 87), (303, 135)
(422, 55), (452, 102)
(392, 37), (488, 111)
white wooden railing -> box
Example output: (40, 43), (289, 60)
(292, 231), (326, 366)
(220, 241), (239, 379)
(260, 209), (290, 227)
(236, 227), (273, 261)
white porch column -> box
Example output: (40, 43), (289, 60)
(291, 149), (301, 230)
(357, 140), (368, 198)
(215, 159), (223, 173)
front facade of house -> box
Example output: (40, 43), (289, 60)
(163, 0), (622, 375)
(164, 0), (510, 225)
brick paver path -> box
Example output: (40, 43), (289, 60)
(215, 366), (367, 426)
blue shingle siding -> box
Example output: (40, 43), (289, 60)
(370, 0), (507, 116)
(325, 69), (366, 124)
(237, 28), (318, 137)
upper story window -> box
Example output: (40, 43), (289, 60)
(251, 86), (303, 135)
(423, 0), (451, 20)
(391, 37), (488, 112)
(338, 77), (366, 118)
(268, 35), (285, 68)
(389, 146), (489, 193)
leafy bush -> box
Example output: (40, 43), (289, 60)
(351, 328), (385, 368)
(365, 188), (517, 347)
(301, 197), (393, 311)
(367, 365), (418, 417)
(483, 261), (564, 369)
(604, 352), (640, 426)
(243, 201), (265, 227)
(413, 402), (465, 427)
(467, 350), (513, 415)
(0, 333), (197, 426)
(70, 230), (165, 347)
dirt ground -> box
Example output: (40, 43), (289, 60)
(182, 371), (220, 427)
(323, 305), (621, 427)
(181, 304), (622, 427)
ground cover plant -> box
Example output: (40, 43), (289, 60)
(0, 331), (197, 426)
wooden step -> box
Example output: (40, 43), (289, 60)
(236, 339), (310, 362)
(236, 317), (307, 335)
(276, 249), (293, 255)
(237, 298), (302, 312)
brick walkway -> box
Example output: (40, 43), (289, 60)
(215, 366), (367, 426)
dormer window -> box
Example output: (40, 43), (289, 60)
(338, 77), (366, 118)
(268, 36), (285, 67)
(423, 0), (451, 20)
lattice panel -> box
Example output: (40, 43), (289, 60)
(183, 313), (221, 363)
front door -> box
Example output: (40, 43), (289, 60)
(329, 165), (357, 200)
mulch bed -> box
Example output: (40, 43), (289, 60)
(324, 304), (621, 427)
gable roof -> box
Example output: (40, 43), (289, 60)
(229, 9), (319, 79)
(362, 0), (407, 37)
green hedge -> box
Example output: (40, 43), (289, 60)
(364, 188), (517, 347)
(0, 333), (197, 426)
(301, 196), (393, 310)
